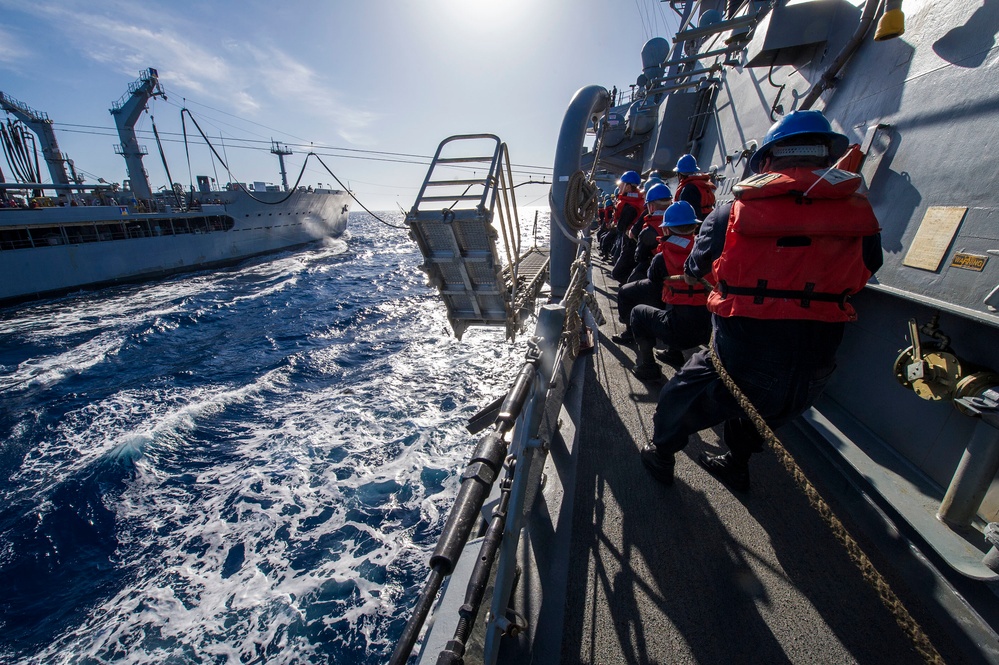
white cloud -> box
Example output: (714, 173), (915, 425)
(1, 0), (374, 143)
(0, 26), (25, 65)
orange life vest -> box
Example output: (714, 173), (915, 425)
(708, 167), (880, 322)
(614, 191), (645, 225)
(658, 232), (712, 306)
(675, 174), (716, 217)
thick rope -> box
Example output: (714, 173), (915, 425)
(706, 330), (945, 665)
(563, 171), (600, 232)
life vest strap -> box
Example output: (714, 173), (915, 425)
(717, 279), (851, 309)
(668, 285), (707, 297)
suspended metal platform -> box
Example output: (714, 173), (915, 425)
(407, 134), (549, 339)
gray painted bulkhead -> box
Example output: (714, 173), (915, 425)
(677, 0), (999, 526)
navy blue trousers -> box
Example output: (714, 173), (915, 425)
(631, 303), (712, 351)
(651, 316), (844, 462)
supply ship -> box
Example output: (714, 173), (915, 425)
(0, 68), (349, 304)
(395, 1), (999, 663)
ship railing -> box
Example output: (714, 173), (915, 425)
(391, 239), (598, 665)
(406, 134), (549, 340)
(0, 90), (50, 122)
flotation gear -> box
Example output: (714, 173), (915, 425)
(708, 167), (880, 322)
(675, 174), (716, 217)
(835, 144), (864, 173)
(614, 190), (645, 224)
(659, 232), (712, 306)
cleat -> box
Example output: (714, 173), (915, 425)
(697, 452), (750, 492)
(641, 445), (675, 485)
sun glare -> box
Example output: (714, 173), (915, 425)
(436, 0), (531, 30)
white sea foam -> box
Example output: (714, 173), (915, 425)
(3, 212), (537, 662)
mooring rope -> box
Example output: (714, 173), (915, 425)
(563, 170), (600, 232)
(705, 329), (945, 665)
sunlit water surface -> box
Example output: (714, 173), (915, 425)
(0, 211), (549, 663)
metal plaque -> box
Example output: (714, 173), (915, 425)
(950, 253), (988, 272)
(902, 206), (968, 272)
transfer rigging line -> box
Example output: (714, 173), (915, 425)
(705, 329), (945, 665)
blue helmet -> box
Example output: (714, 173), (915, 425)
(675, 154), (699, 173)
(617, 170), (641, 185)
(661, 201), (698, 227)
(645, 182), (672, 203)
(642, 177), (664, 191)
(749, 110), (849, 173)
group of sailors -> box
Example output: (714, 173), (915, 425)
(593, 110), (884, 493)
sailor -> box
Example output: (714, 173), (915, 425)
(626, 179), (669, 283)
(673, 154), (716, 220)
(628, 200), (713, 381)
(604, 187), (622, 260)
(610, 171), (645, 282)
(640, 110), (883, 492)
(610, 183), (672, 345)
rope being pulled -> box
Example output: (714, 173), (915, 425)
(706, 330), (945, 665)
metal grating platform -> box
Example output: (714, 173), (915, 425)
(406, 134), (550, 339)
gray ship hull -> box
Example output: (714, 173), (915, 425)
(0, 188), (349, 303)
(404, 1), (999, 663)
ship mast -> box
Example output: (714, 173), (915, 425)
(109, 68), (165, 201)
(0, 90), (71, 186)
(271, 140), (292, 191)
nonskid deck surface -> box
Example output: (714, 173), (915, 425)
(559, 260), (949, 664)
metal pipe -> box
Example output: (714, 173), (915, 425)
(937, 419), (999, 527)
(800, 0), (882, 110)
(550, 86), (609, 299)
(389, 348), (540, 665)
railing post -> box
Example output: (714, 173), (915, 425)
(550, 86), (609, 299)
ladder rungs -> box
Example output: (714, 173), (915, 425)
(441, 289), (504, 296)
(418, 195), (484, 202)
(435, 156), (494, 164)
(425, 179), (489, 187)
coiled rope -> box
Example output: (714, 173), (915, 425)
(706, 330), (944, 665)
(563, 170), (600, 232)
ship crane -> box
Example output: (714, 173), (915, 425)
(110, 67), (165, 202)
(0, 89), (71, 187)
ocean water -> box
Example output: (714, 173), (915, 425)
(0, 211), (544, 664)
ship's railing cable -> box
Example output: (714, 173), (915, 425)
(705, 329), (945, 665)
(394, 240), (595, 663)
(388, 343), (542, 665)
(311, 153), (408, 229)
(479, 244), (596, 663)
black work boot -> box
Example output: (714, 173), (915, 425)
(611, 328), (635, 345)
(641, 444), (675, 485)
(655, 347), (685, 368)
(697, 452), (750, 492)
(632, 336), (662, 381)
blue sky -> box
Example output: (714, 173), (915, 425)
(0, 0), (678, 211)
